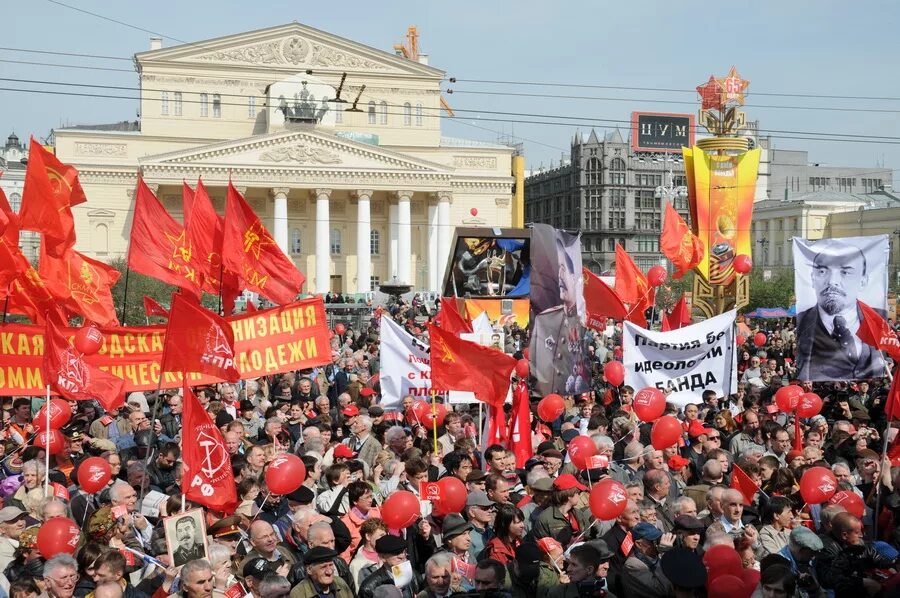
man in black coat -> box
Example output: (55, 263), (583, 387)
(358, 534), (421, 598)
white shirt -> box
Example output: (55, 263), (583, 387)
(719, 515), (744, 534)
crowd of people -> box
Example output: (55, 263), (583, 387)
(0, 302), (899, 598)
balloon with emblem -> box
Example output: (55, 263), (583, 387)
(381, 491), (420, 529)
(37, 517), (81, 558)
(799, 466), (838, 504)
(34, 399), (73, 432)
(74, 323), (103, 355)
(604, 361), (625, 386)
(650, 415), (682, 449)
(537, 394), (565, 422)
(567, 436), (598, 470)
(633, 387), (666, 422)
(589, 478), (628, 519)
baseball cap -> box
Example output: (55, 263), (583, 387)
(667, 455), (690, 472)
(242, 558), (275, 580)
(342, 405), (360, 417)
(553, 474), (587, 492)
(632, 522), (663, 542)
(0, 507), (25, 523)
(790, 526), (823, 551)
(687, 420), (713, 439)
(359, 388), (375, 398)
(333, 444), (354, 458)
(465, 491), (494, 508)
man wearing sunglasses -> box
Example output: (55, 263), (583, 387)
(465, 491), (497, 562)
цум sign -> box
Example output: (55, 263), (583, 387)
(630, 112), (695, 153)
(623, 310), (737, 408)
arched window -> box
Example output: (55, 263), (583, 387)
(610, 158), (626, 185)
(403, 102), (412, 126)
(379, 101), (388, 125)
(291, 229), (302, 255)
(367, 102), (376, 124)
(94, 223), (109, 254)
(8, 193), (20, 213)
(370, 229), (380, 255)
(330, 229), (342, 255)
(415, 103), (423, 126)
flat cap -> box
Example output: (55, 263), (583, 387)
(465, 491), (493, 507)
(673, 515), (705, 532)
(375, 533), (408, 555)
(242, 558), (274, 579)
(304, 546), (337, 566)
(790, 526), (823, 551)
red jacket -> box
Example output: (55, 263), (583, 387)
(483, 536), (519, 565)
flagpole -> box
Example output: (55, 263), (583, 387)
(875, 365), (894, 539)
(119, 267), (131, 325)
(430, 390), (439, 456)
(2, 284), (9, 323)
(140, 317), (176, 505)
(44, 384), (51, 498)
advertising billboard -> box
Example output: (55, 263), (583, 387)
(631, 112), (695, 153)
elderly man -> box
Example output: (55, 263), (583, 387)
(610, 442), (644, 485)
(357, 534), (420, 598)
(179, 559), (215, 598)
(697, 486), (726, 528)
(706, 489), (760, 553)
(0, 506), (27, 570)
(240, 520), (296, 574)
(384, 426), (411, 458)
(289, 521), (356, 593)
(344, 415), (381, 468)
(729, 410), (765, 459)
(109, 482), (152, 550)
(93, 582), (124, 598)
(621, 523), (674, 597)
(796, 239), (884, 380)
(641, 470), (674, 533)
(44, 554), (80, 598)
(420, 553), (460, 598)
(777, 527), (824, 593)
(290, 546), (353, 598)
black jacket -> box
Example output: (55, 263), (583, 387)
(357, 565), (421, 598)
(816, 537), (895, 596)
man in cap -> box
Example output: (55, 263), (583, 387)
(436, 514), (473, 589)
(532, 474), (590, 543)
(0, 506), (27, 570)
(289, 546), (353, 598)
(660, 547), (707, 595)
(777, 526), (824, 596)
(547, 542), (614, 598)
(357, 534), (420, 598)
(465, 470), (487, 494)
(208, 516), (244, 552)
(465, 491), (496, 562)
(621, 522), (673, 597)
(672, 515), (705, 552)
(796, 239), (884, 380)
(289, 521), (356, 594)
(237, 401), (262, 440)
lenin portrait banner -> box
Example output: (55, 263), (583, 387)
(793, 235), (889, 381)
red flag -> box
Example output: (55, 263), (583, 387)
(485, 404), (508, 447)
(886, 371), (900, 421)
(428, 323), (516, 407)
(436, 297), (473, 335)
(509, 381), (533, 468)
(662, 296), (692, 332)
(127, 179), (202, 297)
(182, 181), (195, 228)
(161, 293), (240, 382)
(186, 179), (228, 296)
(143, 296), (169, 319)
(39, 245), (121, 326)
(182, 380), (238, 513)
(18, 137), (85, 256)
(42, 316), (125, 411)
(731, 463), (760, 506)
(660, 202), (704, 279)
(856, 300), (900, 362)
(615, 245), (653, 328)
(0, 235), (65, 325)
(222, 183), (303, 305)
(582, 267), (628, 327)
(245, 301), (257, 313)
(0, 187), (17, 245)
(793, 416), (803, 453)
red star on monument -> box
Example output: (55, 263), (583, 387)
(718, 66), (749, 106)
(696, 75), (724, 111)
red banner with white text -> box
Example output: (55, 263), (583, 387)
(0, 298), (330, 395)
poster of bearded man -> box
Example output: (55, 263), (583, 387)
(793, 235), (889, 381)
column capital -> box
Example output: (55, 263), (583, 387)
(311, 188), (332, 199)
(270, 187), (291, 198)
(392, 190), (415, 201)
(433, 190), (453, 204)
(353, 189), (375, 200)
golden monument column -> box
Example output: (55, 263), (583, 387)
(685, 67), (761, 318)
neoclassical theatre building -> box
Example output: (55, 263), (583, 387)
(55, 23), (519, 295)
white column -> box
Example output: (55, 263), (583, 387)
(314, 188), (331, 294)
(436, 191), (452, 288)
(355, 190), (373, 294)
(396, 191), (413, 284)
(270, 188), (290, 254)
(389, 203), (399, 280)
(427, 200), (439, 291)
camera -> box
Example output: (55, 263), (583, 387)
(576, 579), (608, 598)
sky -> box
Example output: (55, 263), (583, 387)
(3, 0), (900, 185)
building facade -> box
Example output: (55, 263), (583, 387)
(524, 129), (689, 272)
(53, 23), (517, 295)
(0, 134), (40, 260)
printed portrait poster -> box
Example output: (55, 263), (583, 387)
(164, 508), (209, 568)
(793, 235), (889, 381)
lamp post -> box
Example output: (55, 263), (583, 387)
(654, 154), (689, 273)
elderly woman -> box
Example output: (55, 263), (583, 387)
(348, 518), (387, 589)
(207, 544), (236, 592)
(7, 461), (45, 516)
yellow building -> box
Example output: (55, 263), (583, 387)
(54, 23), (516, 294)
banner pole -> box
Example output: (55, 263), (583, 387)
(875, 366), (895, 540)
(2, 284), (9, 323)
(140, 316), (175, 505)
(478, 402), (483, 451)
(44, 384), (51, 498)
(119, 268), (131, 325)
(431, 390), (439, 456)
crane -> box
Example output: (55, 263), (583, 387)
(394, 26), (455, 117)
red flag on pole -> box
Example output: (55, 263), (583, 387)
(509, 381), (533, 468)
(660, 202), (704, 279)
(39, 245), (121, 327)
(142, 296), (169, 319)
(614, 244), (652, 327)
(662, 296), (692, 332)
(428, 324), (516, 408)
(42, 316), (125, 412)
(222, 182), (303, 305)
(182, 181), (195, 228)
(127, 179), (202, 297)
(436, 297), (473, 335)
(886, 372), (900, 421)
(182, 380), (238, 513)
(161, 293), (240, 382)
(731, 463), (760, 506)
(856, 300), (900, 362)
(582, 267), (628, 325)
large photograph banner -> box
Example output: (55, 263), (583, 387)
(793, 235), (889, 381)
(623, 310), (737, 408)
(0, 298), (331, 395)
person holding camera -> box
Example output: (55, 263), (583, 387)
(620, 523), (674, 598)
(547, 542), (616, 598)
(815, 512), (896, 596)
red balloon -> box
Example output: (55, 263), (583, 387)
(740, 568), (760, 597)
(604, 361), (625, 386)
(647, 265), (668, 287)
(334, 323), (346, 336)
(753, 332), (767, 347)
(736, 335), (746, 346)
(406, 400), (431, 424)
(381, 491), (420, 529)
(515, 359), (529, 379)
(37, 517), (81, 558)
(800, 466), (838, 504)
(703, 544), (743, 575)
(537, 394), (565, 422)
(35, 429), (64, 455)
(707, 575), (746, 598)
(633, 387), (666, 422)
(775, 385), (804, 413)
(74, 323), (103, 356)
(650, 415), (682, 450)
(568, 436), (598, 470)
(77, 457), (112, 494)
(470, 208), (478, 217)
(34, 399), (73, 432)
(433, 476), (467, 516)
(733, 254), (753, 275)
(589, 478), (628, 520)
(423, 403), (448, 428)
(797, 393), (823, 418)
(522, 348), (530, 360)
(829, 490), (865, 518)
(264, 454), (307, 495)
